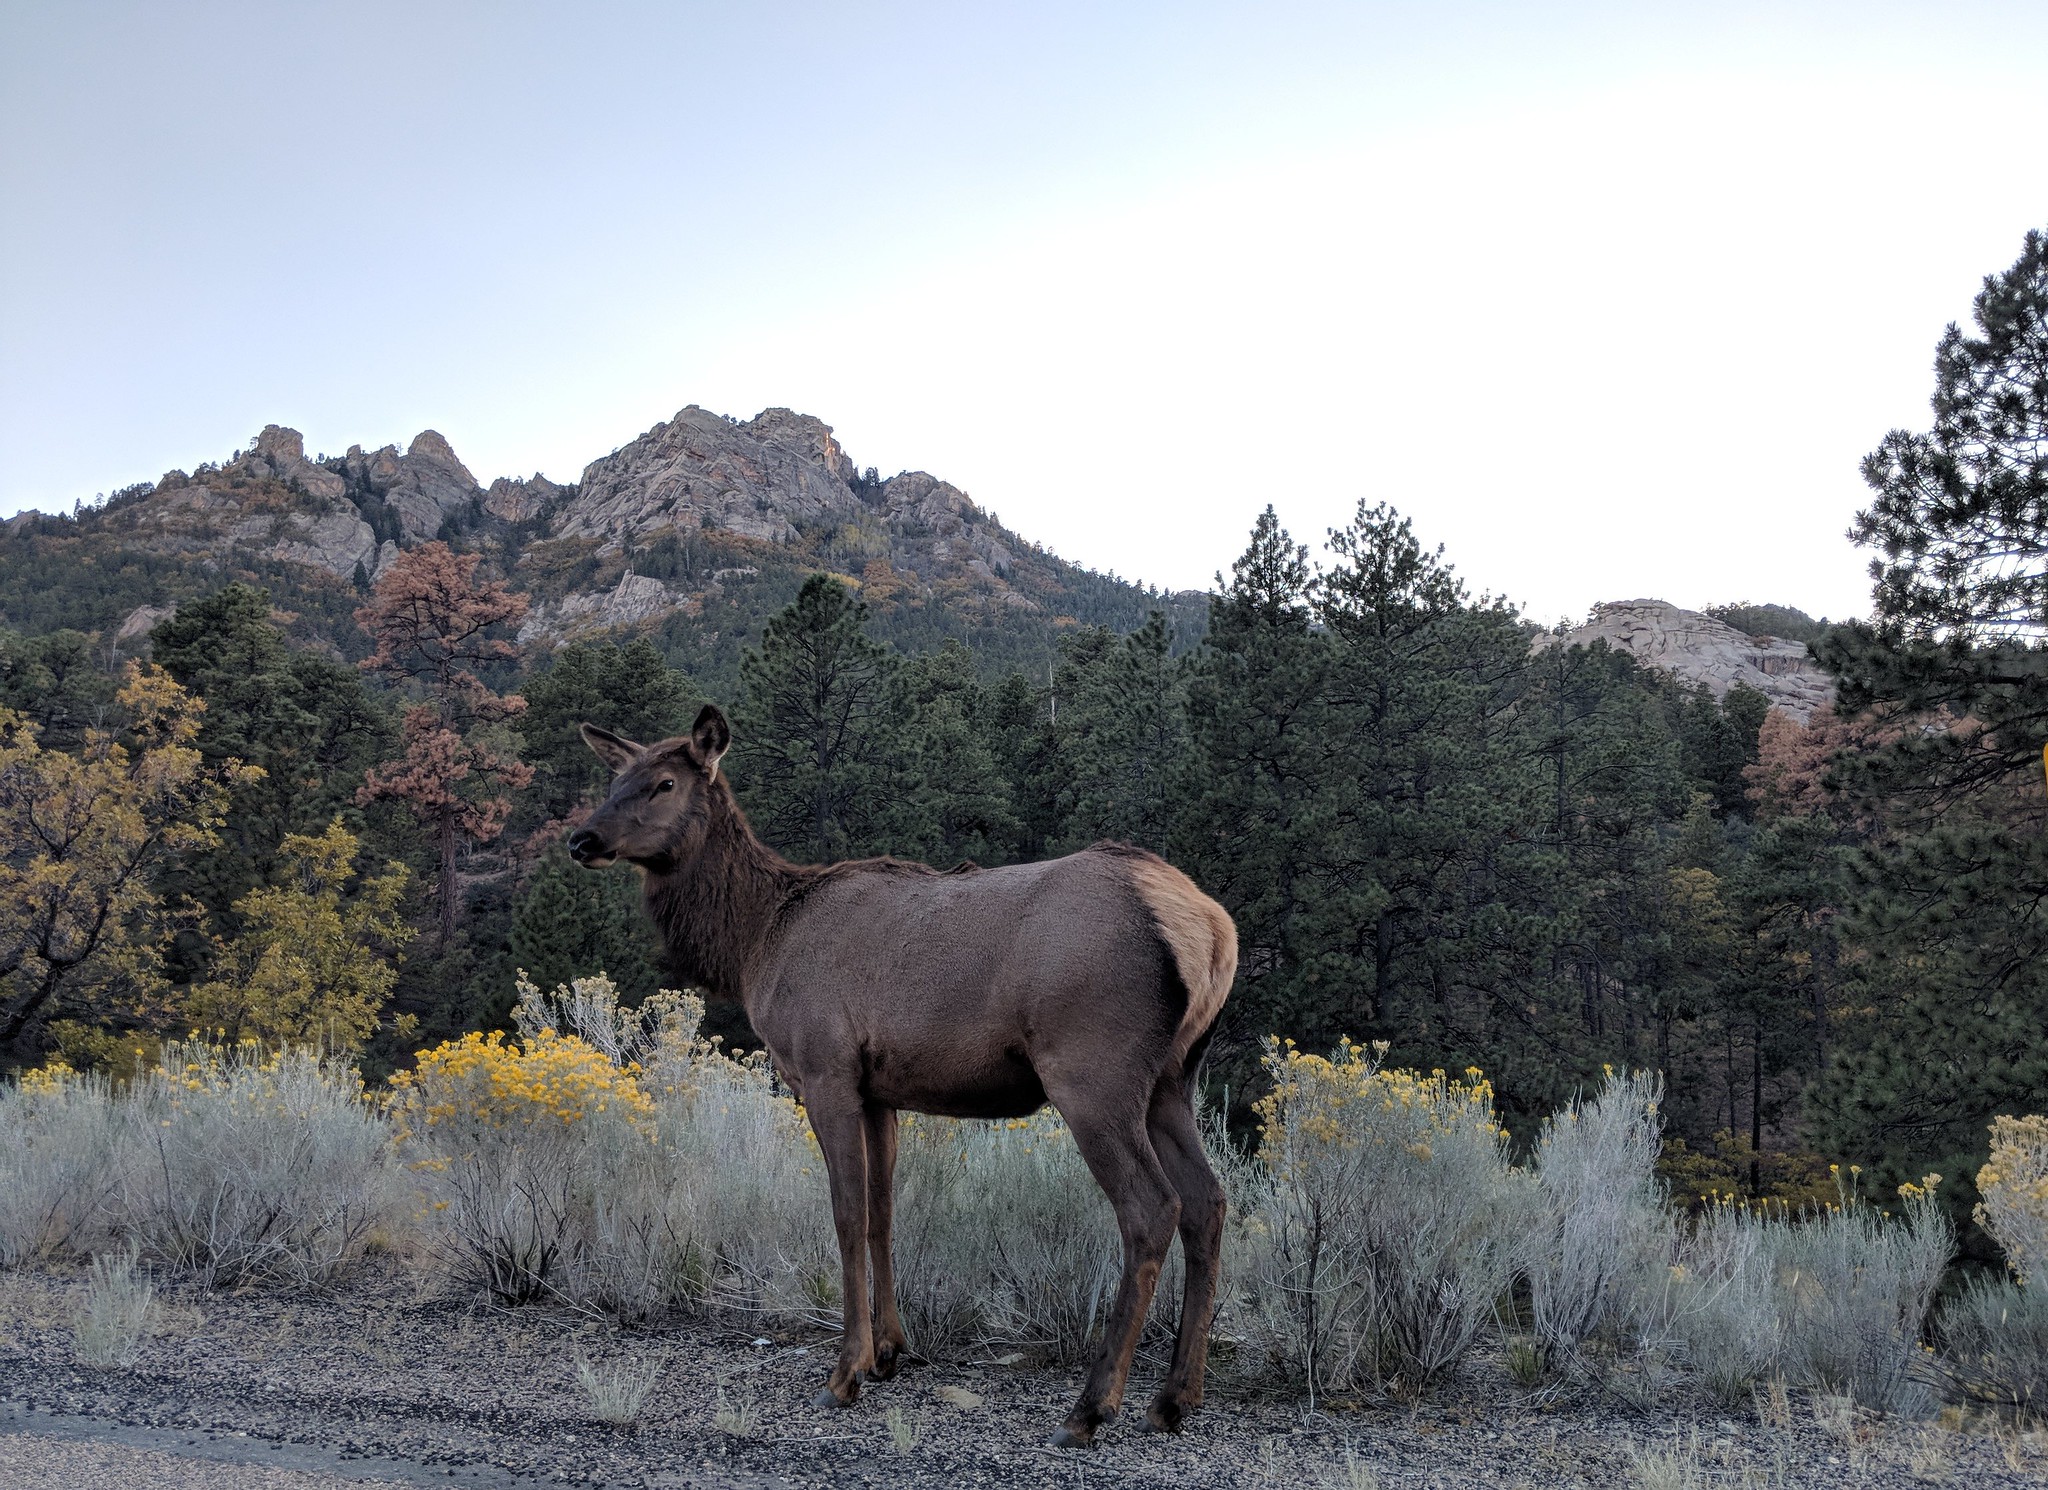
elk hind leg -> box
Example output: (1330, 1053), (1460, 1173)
(1142, 1075), (1225, 1433)
(1049, 1094), (1180, 1449)
(864, 1103), (908, 1381)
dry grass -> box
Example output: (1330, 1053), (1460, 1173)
(571, 1346), (667, 1427)
(71, 1245), (154, 1368)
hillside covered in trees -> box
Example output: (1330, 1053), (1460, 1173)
(5, 228), (2048, 1281)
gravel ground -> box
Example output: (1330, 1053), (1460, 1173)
(1, 1261), (2041, 1490)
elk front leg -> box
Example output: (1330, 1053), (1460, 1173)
(863, 1104), (907, 1380)
(808, 1099), (873, 1408)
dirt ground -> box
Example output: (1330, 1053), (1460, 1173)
(0, 1261), (2040, 1490)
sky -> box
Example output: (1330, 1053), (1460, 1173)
(4, 2), (2047, 627)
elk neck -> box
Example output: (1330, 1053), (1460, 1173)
(641, 772), (810, 1003)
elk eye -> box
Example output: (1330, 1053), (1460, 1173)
(653, 779), (676, 794)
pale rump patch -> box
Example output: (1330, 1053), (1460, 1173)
(1122, 855), (1237, 1062)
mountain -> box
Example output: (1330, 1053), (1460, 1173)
(2, 412), (1837, 714)
(1538, 599), (1835, 719)
(0, 407), (1207, 686)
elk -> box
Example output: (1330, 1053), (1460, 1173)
(568, 705), (1235, 1447)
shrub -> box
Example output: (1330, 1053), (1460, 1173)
(400, 973), (831, 1319)
(119, 1039), (400, 1288)
(1659, 1201), (1784, 1406)
(1236, 1039), (1528, 1400)
(0, 1063), (126, 1266)
(572, 1347), (667, 1427)
(392, 1020), (656, 1303)
(1936, 1277), (2048, 1424)
(890, 1108), (1121, 1363)
(1770, 1180), (1951, 1413)
(1977, 1115), (2048, 1286)
(1521, 1069), (1669, 1375)
(1656, 1179), (1950, 1413)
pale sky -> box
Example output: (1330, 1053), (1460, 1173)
(4, 2), (2046, 625)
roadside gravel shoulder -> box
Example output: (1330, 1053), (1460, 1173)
(1, 1262), (2040, 1489)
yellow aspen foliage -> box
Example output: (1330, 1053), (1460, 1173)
(185, 819), (412, 1052)
(0, 664), (256, 1055)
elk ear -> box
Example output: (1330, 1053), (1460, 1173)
(690, 704), (731, 777)
(580, 723), (643, 776)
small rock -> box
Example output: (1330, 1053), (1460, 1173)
(935, 1386), (983, 1409)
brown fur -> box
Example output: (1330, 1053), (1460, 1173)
(571, 708), (1236, 1447)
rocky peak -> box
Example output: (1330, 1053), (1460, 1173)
(554, 404), (864, 545)
(1540, 599), (1834, 719)
(406, 429), (475, 485)
(224, 425), (347, 500)
(743, 407), (858, 486)
(341, 431), (482, 545)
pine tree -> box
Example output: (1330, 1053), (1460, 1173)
(734, 574), (899, 861)
(1058, 612), (1189, 851)
(353, 544), (533, 945)
(520, 638), (694, 819)
(1804, 226), (2048, 1198)
(1309, 501), (1556, 1100)
(507, 843), (663, 1004)
(1178, 508), (1336, 1059)
(150, 584), (391, 935)
(890, 641), (1018, 865)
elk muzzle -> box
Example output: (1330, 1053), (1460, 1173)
(567, 826), (615, 868)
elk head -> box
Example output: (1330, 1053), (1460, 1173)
(567, 704), (732, 871)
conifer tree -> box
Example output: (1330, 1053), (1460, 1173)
(1057, 613), (1189, 851)
(353, 544), (533, 945)
(890, 641), (1018, 865)
(1178, 507), (1335, 1052)
(507, 843), (663, 1003)
(734, 574), (899, 861)
(150, 584), (391, 932)
(1806, 227), (2048, 1193)
(520, 638), (694, 819)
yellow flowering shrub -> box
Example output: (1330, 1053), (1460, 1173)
(1977, 1114), (2048, 1287)
(396, 974), (832, 1316)
(1242, 1037), (1527, 1399)
(390, 1027), (654, 1140)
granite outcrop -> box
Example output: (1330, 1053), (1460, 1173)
(1540, 599), (1834, 719)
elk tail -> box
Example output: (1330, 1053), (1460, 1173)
(1118, 851), (1238, 1069)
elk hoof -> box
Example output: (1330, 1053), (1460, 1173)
(1049, 1424), (1097, 1450)
(1142, 1396), (1187, 1433)
(813, 1387), (853, 1410)
(869, 1343), (901, 1381)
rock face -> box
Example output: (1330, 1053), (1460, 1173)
(518, 571), (683, 644)
(339, 430), (482, 546)
(556, 406), (861, 545)
(42, 405), (1118, 642)
(483, 473), (562, 524)
(223, 425), (348, 501)
(1541, 600), (1834, 719)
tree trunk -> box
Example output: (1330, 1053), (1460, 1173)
(439, 810), (459, 948)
